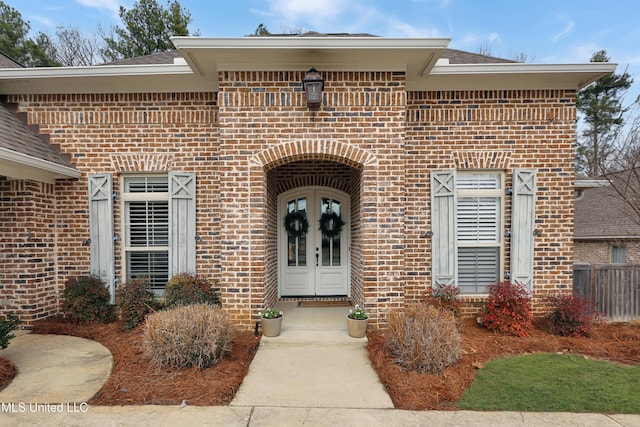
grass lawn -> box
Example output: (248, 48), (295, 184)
(457, 353), (640, 413)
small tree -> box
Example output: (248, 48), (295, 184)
(44, 26), (106, 66)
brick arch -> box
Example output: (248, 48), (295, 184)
(250, 139), (378, 171)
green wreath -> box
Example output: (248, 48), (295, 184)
(284, 211), (309, 238)
(319, 212), (345, 239)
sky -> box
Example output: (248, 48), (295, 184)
(4, 0), (640, 110)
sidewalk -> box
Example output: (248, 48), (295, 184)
(2, 405), (639, 427)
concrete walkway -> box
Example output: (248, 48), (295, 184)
(0, 332), (113, 404)
(1, 304), (640, 426)
(230, 301), (393, 408)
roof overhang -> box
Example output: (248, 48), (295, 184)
(413, 62), (618, 91)
(0, 63), (214, 94)
(0, 37), (618, 94)
(172, 36), (451, 89)
(0, 147), (81, 183)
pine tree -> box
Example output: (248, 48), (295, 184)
(101, 0), (194, 61)
(576, 50), (636, 175)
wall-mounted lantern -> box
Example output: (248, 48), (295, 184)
(302, 67), (324, 109)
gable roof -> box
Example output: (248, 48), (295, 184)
(0, 103), (80, 183)
(575, 170), (640, 239)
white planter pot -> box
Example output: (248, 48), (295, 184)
(347, 316), (368, 338)
(262, 316), (283, 337)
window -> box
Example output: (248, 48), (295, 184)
(90, 172), (195, 301)
(431, 169), (536, 294)
(611, 246), (627, 264)
(456, 172), (504, 294)
(121, 175), (169, 291)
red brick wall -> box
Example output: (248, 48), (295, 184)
(0, 178), (60, 325)
(406, 89), (576, 314)
(5, 80), (577, 328)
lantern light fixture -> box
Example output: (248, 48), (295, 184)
(302, 67), (324, 109)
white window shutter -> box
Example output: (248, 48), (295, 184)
(430, 170), (457, 286)
(510, 169), (537, 289)
(88, 173), (115, 303)
(169, 172), (196, 276)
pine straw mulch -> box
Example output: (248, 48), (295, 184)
(368, 318), (640, 410)
(0, 317), (638, 409)
(0, 357), (16, 392)
(25, 318), (260, 406)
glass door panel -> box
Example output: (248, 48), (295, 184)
(286, 197), (307, 267)
(320, 197), (341, 267)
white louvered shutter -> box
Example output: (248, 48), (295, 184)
(88, 173), (115, 303)
(430, 170), (457, 286)
(169, 172), (196, 276)
(510, 169), (537, 289)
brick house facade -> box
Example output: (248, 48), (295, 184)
(0, 36), (615, 328)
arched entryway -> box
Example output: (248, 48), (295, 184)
(249, 139), (379, 319)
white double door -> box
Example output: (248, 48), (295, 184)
(279, 187), (350, 297)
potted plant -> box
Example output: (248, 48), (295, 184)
(347, 304), (368, 338)
(260, 308), (283, 337)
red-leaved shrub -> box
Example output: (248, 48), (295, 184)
(481, 281), (532, 337)
(546, 294), (592, 337)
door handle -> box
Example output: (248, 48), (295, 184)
(315, 247), (319, 267)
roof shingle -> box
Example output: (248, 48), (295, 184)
(0, 104), (74, 167)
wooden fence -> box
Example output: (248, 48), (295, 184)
(573, 264), (640, 322)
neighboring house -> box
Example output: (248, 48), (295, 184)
(0, 35), (615, 328)
(575, 171), (640, 264)
(0, 52), (23, 69)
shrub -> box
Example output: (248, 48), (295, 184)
(61, 275), (114, 324)
(116, 278), (160, 330)
(0, 313), (21, 350)
(143, 304), (233, 370)
(481, 281), (532, 337)
(426, 283), (462, 329)
(385, 304), (461, 374)
(546, 294), (592, 337)
(164, 273), (220, 308)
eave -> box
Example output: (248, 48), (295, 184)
(0, 63), (214, 94)
(411, 62), (618, 91)
(0, 37), (618, 94)
(0, 147), (81, 183)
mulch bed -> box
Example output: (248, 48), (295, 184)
(368, 318), (640, 410)
(28, 318), (260, 406)
(0, 317), (638, 409)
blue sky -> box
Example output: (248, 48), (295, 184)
(4, 0), (640, 107)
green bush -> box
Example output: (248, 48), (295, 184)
(116, 278), (160, 330)
(143, 304), (233, 370)
(385, 304), (461, 374)
(61, 275), (114, 324)
(164, 273), (220, 308)
(0, 313), (22, 349)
